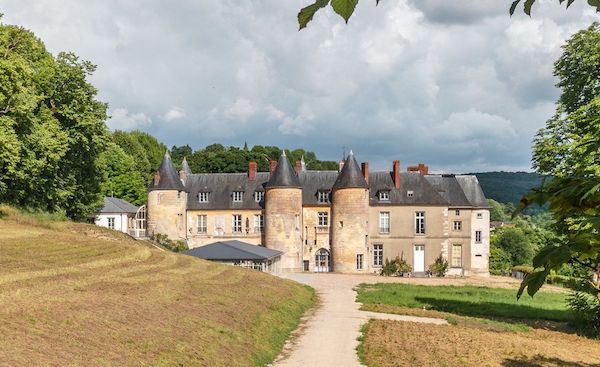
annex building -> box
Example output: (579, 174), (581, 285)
(147, 151), (490, 275)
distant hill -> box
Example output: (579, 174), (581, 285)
(470, 171), (547, 204)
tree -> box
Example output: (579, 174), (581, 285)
(492, 227), (535, 266)
(97, 142), (147, 206)
(0, 22), (109, 220)
(518, 23), (600, 300)
(297, 0), (600, 30)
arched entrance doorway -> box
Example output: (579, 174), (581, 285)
(315, 248), (330, 273)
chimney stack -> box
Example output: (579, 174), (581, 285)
(418, 163), (429, 176)
(269, 159), (277, 176)
(361, 162), (369, 184)
(295, 161), (302, 176)
(393, 160), (400, 189)
(248, 161), (257, 181)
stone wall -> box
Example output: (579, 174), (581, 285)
(186, 209), (263, 248)
(264, 188), (303, 272)
(331, 188), (369, 273)
(147, 190), (187, 240)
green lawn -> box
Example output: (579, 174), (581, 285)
(356, 283), (571, 322)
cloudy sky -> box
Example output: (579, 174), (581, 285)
(1, 1), (598, 172)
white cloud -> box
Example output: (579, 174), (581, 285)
(107, 108), (151, 130)
(163, 106), (186, 121)
(2, 0), (596, 172)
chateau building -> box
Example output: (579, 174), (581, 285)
(147, 151), (490, 275)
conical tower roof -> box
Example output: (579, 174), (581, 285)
(265, 151), (301, 189)
(332, 151), (368, 190)
(181, 157), (192, 174)
(148, 151), (187, 191)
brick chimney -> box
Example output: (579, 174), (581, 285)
(407, 165), (418, 173)
(269, 159), (277, 176)
(418, 163), (429, 175)
(361, 162), (369, 184)
(393, 160), (400, 189)
(248, 161), (257, 181)
(295, 161), (302, 176)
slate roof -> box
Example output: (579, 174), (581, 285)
(184, 240), (282, 261)
(332, 151), (368, 190)
(186, 172), (269, 210)
(181, 157), (192, 174)
(367, 171), (448, 206)
(97, 197), (138, 214)
(299, 170), (338, 205)
(148, 151), (187, 192)
(265, 152), (301, 189)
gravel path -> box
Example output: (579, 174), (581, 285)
(273, 273), (450, 367)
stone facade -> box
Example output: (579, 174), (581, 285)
(147, 151), (490, 275)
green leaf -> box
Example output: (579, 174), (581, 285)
(567, 0), (576, 7)
(524, 0), (535, 15)
(517, 269), (550, 299)
(588, 0), (600, 12)
(510, 0), (521, 15)
(298, 0), (330, 30)
(331, 0), (359, 23)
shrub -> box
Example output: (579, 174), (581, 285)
(567, 292), (600, 337)
(380, 256), (412, 277)
(150, 233), (188, 252)
(428, 254), (448, 277)
(512, 265), (535, 274)
(489, 245), (512, 274)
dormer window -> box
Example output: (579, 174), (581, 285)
(407, 190), (414, 198)
(198, 192), (209, 203)
(254, 191), (264, 203)
(232, 191), (244, 202)
(378, 191), (390, 201)
(317, 191), (330, 204)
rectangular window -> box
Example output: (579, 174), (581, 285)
(455, 209), (460, 216)
(318, 212), (329, 227)
(198, 192), (209, 203)
(254, 191), (264, 203)
(373, 244), (383, 266)
(232, 191), (244, 202)
(407, 190), (414, 197)
(317, 191), (330, 204)
(356, 254), (364, 270)
(475, 230), (482, 243)
(477, 212), (483, 219)
(379, 212), (390, 234)
(453, 221), (462, 231)
(232, 214), (242, 233)
(452, 244), (462, 267)
(197, 215), (207, 233)
(415, 211), (426, 234)
(253, 214), (264, 233)
(378, 191), (390, 201)
(107, 217), (115, 230)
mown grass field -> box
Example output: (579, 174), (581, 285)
(0, 206), (315, 366)
(356, 283), (600, 367)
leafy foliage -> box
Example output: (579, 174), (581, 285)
(428, 254), (448, 277)
(379, 256), (412, 276)
(518, 23), (600, 302)
(0, 23), (109, 220)
(297, 1), (600, 30)
(150, 233), (188, 253)
(567, 291), (600, 337)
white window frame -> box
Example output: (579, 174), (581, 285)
(232, 214), (242, 233)
(452, 244), (462, 268)
(379, 212), (390, 234)
(373, 244), (383, 267)
(317, 191), (330, 204)
(254, 191), (264, 203)
(407, 190), (414, 197)
(453, 221), (462, 231)
(107, 217), (115, 230)
(356, 254), (364, 270)
(253, 214), (264, 233)
(197, 215), (207, 233)
(198, 192), (209, 203)
(232, 191), (244, 203)
(378, 191), (390, 201)
(475, 230), (482, 243)
(415, 211), (426, 235)
(318, 212), (329, 227)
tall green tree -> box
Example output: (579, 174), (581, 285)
(518, 23), (600, 299)
(0, 21), (109, 219)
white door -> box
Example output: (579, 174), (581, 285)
(414, 245), (425, 272)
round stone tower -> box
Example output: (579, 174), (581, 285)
(331, 151), (370, 273)
(147, 151), (188, 240)
(264, 151), (303, 272)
